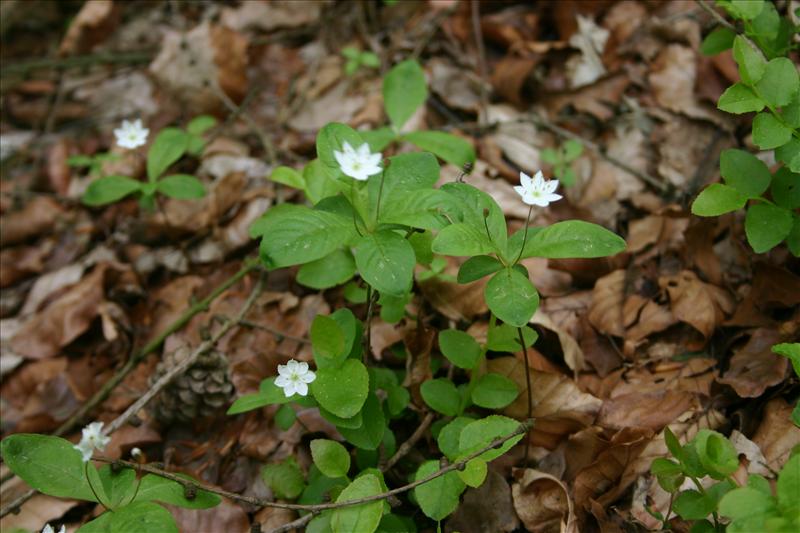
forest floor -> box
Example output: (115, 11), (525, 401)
(1, 1), (798, 532)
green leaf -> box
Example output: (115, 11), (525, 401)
(147, 128), (188, 181)
(664, 427), (684, 462)
(517, 220), (626, 259)
(403, 131), (475, 167)
(270, 166), (305, 189)
(784, 94), (800, 128)
(752, 112), (793, 150)
(439, 183), (507, 256)
(651, 458), (685, 493)
(262, 457), (305, 499)
(717, 82), (766, 113)
(276, 404), (297, 430)
(756, 58), (800, 107)
(297, 249), (356, 290)
(253, 204), (354, 268)
(311, 359), (369, 418)
(471, 373), (519, 409)
(97, 465), (136, 508)
(187, 115), (216, 136)
(432, 223), (495, 257)
(458, 456), (488, 487)
(719, 148), (771, 197)
(360, 127), (397, 152)
(317, 122), (368, 179)
(540, 148), (559, 164)
(701, 27), (736, 55)
(486, 324), (537, 353)
(321, 407), (363, 429)
(0, 434), (99, 501)
(156, 174), (205, 199)
(226, 377), (295, 414)
(776, 138), (800, 173)
(331, 474), (384, 533)
(133, 474), (220, 509)
(83, 175), (142, 206)
(563, 139), (583, 161)
(88, 502), (178, 533)
(772, 343), (800, 377)
(338, 393), (386, 450)
(691, 183), (748, 216)
(674, 490), (716, 520)
(311, 439), (351, 478)
(745, 203), (793, 253)
(311, 315), (346, 368)
(771, 168), (800, 209)
(694, 430), (739, 479)
(733, 35), (766, 85)
(421, 378), (461, 416)
(777, 453), (800, 520)
(304, 158), (345, 204)
(731, 0), (764, 19)
(381, 151), (440, 192)
(458, 415), (524, 463)
(439, 329), (482, 369)
(457, 255), (503, 283)
(788, 218), (800, 258)
(719, 487), (776, 521)
(485, 268), (539, 327)
(413, 460), (466, 521)
(386, 385), (410, 416)
(437, 417), (474, 461)
(353, 230), (415, 297)
(383, 60), (427, 130)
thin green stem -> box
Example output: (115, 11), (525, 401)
(517, 326), (533, 465)
(513, 205), (534, 265)
(85, 462), (107, 511)
(351, 180), (364, 237)
(375, 171), (386, 224)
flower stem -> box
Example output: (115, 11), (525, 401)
(518, 326), (533, 465)
(85, 461), (107, 510)
(513, 205), (533, 265)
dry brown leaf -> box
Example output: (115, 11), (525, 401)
(531, 309), (586, 372)
(9, 263), (128, 359)
(0, 196), (65, 247)
(417, 259), (487, 322)
(447, 469), (520, 533)
(751, 398), (800, 471)
(0, 492), (78, 533)
(220, 0), (322, 33)
(289, 81), (367, 131)
(150, 22), (248, 113)
(598, 390), (696, 431)
(660, 270), (734, 342)
(511, 468), (577, 533)
(167, 498), (249, 533)
(718, 328), (787, 398)
(59, 0), (119, 56)
(588, 270), (626, 337)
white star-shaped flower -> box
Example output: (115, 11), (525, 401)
(333, 141), (382, 181)
(73, 421), (111, 463)
(514, 170), (562, 207)
(274, 359), (316, 397)
(42, 524), (65, 533)
(113, 119), (149, 149)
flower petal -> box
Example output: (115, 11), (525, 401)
(295, 382), (308, 396)
(519, 172), (532, 189)
(546, 179), (559, 194)
(300, 370), (316, 383)
(296, 361), (309, 374)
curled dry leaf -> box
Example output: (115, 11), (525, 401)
(0, 492), (78, 533)
(220, 0), (322, 33)
(717, 328), (787, 398)
(166, 498), (249, 533)
(588, 270), (626, 337)
(660, 270), (734, 342)
(511, 468), (577, 533)
(597, 390), (696, 432)
(417, 258), (487, 322)
(531, 308), (586, 372)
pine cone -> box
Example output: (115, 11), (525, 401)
(149, 345), (234, 425)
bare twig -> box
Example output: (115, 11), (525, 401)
(381, 411), (436, 472)
(210, 81), (277, 166)
(1, 51), (153, 77)
(238, 320), (310, 345)
(268, 512), (316, 533)
(517, 327), (533, 465)
(92, 420), (530, 513)
(106, 272), (265, 434)
(695, 0), (737, 32)
(471, 0), (490, 124)
(0, 259), (259, 518)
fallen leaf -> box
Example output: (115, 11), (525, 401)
(167, 498), (249, 533)
(220, 0), (322, 33)
(751, 398), (800, 471)
(447, 469), (520, 533)
(660, 270), (734, 342)
(717, 328), (787, 398)
(0, 196), (65, 247)
(598, 390), (696, 431)
(58, 0), (119, 55)
(511, 468), (577, 533)
(531, 308), (586, 372)
(588, 270), (627, 337)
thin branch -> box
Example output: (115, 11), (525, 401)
(268, 513), (316, 533)
(525, 112), (668, 193)
(92, 421), (531, 514)
(105, 271), (265, 435)
(471, 0), (490, 124)
(238, 320), (311, 345)
(210, 80), (277, 166)
(0, 258), (260, 518)
(518, 327), (534, 465)
(695, 0), (737, 32)
(1, 51), (153, 77)
(380, 411), (435, 472)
